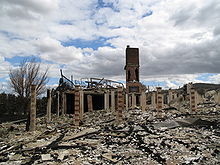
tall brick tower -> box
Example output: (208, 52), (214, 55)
(124, 45), (142, 93)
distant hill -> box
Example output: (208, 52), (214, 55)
(193, 83), (220, 95)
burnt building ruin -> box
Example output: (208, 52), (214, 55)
(1, 45), (220, 165)
(51, 45), (220, 121)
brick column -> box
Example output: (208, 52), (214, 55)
(141, 91), (147, 111)
(129, 94), (132, 107)
(117, 87), (123, 122)
(87, 95), (93, 112)
(125, 93), (129, 110)
(156, 87), (163, 110)
(190, 87), (197, 111)
(132, 93), (136, 109)
(104, 90), (110, 111)
(217, 91), (220, 104)
(111, 90), (115, 112)
(74, 88), (80, 126)
(151, 91), (156, 109)
(173, 93), (177, 99)
(177, 96), (182, 111)
(57, 91), (60, 117)
(29, 85), (36, 131)
(196, 91), (203, 104)
(187, 83), (192, 95)
(46, 89), (51, 122)
(79, 90), (84, 120)
(168, 89), (172, 105)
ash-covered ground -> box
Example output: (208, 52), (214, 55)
(0, 105), (219, 165)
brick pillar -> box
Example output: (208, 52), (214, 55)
(111, 90), (115, 112)
(187, 83), (192, 95)
(177, 96), (182, 111)
(117, 87), (123, 122)
(151, 91), (156, 109)
(79, 90), (84, 120)
(74, 89), (80, 126)
(190, 87), (197, 111)
(196, 91), (203, 104)
(217, 91), (220, 104)
(125, 93), (129, 110)
(132, 93), (136, 109)
(46, 89), (51, 122)
(141, 91), (147, 111)
(61, 92), (65, 116)
(29, 85), (36, 131)
(168, 89), (172, 105)
(104, 90), (110, 111)
(129, 95), (132, 107)
(156, 87), (163, 110)
(87, 95), (93, 112)
(173, 93), (177, 99)
(57, 91), (60, 117)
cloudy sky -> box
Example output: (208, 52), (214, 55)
(0, 0), (220, 92)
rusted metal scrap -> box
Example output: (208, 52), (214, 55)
(57, 70), (124, 91)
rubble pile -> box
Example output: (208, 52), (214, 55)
(0, 107), (219, 165)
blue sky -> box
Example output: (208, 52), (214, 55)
(61, 37), (114, 50)
(0, 0), (220, 93)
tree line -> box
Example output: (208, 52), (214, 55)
(0, 92), (47, 115)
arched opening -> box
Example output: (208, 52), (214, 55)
(128, 70), (131, 81)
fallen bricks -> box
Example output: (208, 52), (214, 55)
(0, 107), (219, 165)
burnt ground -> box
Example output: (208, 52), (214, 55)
(0, 115), (27, 124)
(0, 106), (219, 165)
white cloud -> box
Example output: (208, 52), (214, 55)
(0, 56), (11, 78)
(0, 81), (10, 93)
(60, 46), (124, 79)
(35, 37), (84, 63)
(1, 0), (58, 16)
(39, 62), (61, 79)
(0, 0), (220, 92)
(0, 33), (36, 58)
(208, 74), (220, 84)
(142, 73), (212, 89)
